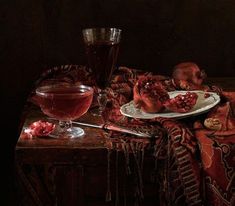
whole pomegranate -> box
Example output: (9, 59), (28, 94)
(163, 92), (198, 113)
(133, 76), (169, 113)
(173, 62), (206, 90)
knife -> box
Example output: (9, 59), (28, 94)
(71, 121), (153, 138)
(47, 117), (153, 138)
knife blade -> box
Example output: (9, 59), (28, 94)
(71, 121), (152, 138)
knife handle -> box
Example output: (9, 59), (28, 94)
(103, 123), (152, 138)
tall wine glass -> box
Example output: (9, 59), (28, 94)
(36, 84), (93, 138)
(82, 27), (121, 116)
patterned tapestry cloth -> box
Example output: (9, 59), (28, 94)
(29, 65), (235, 206)
(194, 98), (235, 206)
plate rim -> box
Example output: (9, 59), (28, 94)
(120, 90), (220, 119)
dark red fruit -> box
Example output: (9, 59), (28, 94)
(204, 93), (210, 98)
(29, 120), (55, 136)
(172, 62), (206, 90)
(163, 92), (198, 113)
(133, 76), (169, 113)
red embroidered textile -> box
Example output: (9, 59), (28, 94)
(30, 65), (235, 206)
(194, 94), (235, 206)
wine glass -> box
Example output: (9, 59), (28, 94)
(35, 83), (94, 138)
(82, 27), (121, 116)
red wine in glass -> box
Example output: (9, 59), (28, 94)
(36, 84), (93, 138)
(85, 41), (120, 89)
(82, 28), (121, 116)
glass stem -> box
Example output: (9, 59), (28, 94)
(97, 90), (107, 115)
(59, 120), (72, 133)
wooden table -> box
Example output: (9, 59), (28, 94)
(15, 78), (235, 206)
(16, 105), (160, 206)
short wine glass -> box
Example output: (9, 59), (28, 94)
(82, 27), (121, 116)
(36, 83), (94, 138)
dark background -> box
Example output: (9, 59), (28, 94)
(1, 0), (235, 204)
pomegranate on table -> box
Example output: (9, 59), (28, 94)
(28, 120), (55, 136)
(172, 62), (206, 90)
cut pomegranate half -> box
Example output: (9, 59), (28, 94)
(163, 92), (198, 113)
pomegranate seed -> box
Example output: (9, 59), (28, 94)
(204, 93), (210, 98)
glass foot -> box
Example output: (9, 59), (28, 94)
(67, 127), (85, 138)
(50, 126), (85, 138)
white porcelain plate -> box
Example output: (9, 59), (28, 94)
(120, 90), (220, 119)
